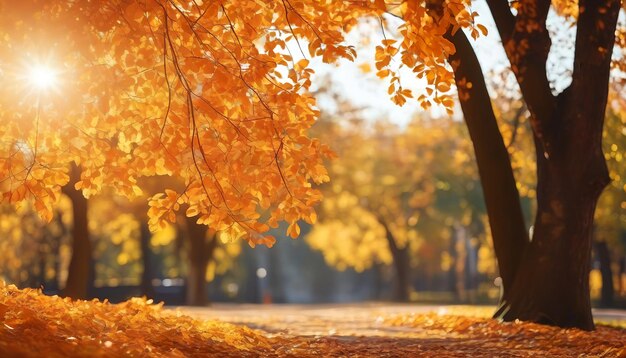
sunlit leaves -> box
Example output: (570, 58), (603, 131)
(0, 283), (275, 356)
(387, 312), (626, 356)
(370, 0), (487, 112)
(0, 0), (486, 245)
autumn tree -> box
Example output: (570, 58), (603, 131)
(180, 218), (242, 306)
(139, 176), (241, 306)
(350, 0), (625, 329)
(1, 1), (349, 248)
(308, 106), (486, 301)
(308, 117), (421, 301)
(101, 174), (243, 305)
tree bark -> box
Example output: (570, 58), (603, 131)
(495, 162), (603, 328)
(185, 217), (218, 306)
(61, 163), (93, 299)
(594, 240), (614, 307)
(377, 217), (410, 301)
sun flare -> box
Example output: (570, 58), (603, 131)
(27, 64), (58, 91)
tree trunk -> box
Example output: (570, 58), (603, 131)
(139, 222), (155, 299)
(594, 240), (614, 307)
(185, 217), (218, 306)
(448, 227), (458, 300)
(51, 211), (66, 292)
(495, 149), (607, 328)
(377, 217), (410, 301)
(186, 256), (208, 306)
(619, 256), (625, 297)
(36, 244), (46, 287)
(495, 0), (616, 330)
(466, 240), (479, 303)
(61, 163), (93, 300)
(448, 0), (618, 327)
(446, 30), (529, 302)
(392, 246), (410, 302)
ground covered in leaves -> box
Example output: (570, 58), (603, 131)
(1, 284), (624, 357)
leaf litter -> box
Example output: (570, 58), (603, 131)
(1, 283), (624, 357)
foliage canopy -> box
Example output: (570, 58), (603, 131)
(0, 0), (484, 245)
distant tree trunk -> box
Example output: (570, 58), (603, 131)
(185, 217), (218, 306)
(25, 260), (40, 288)
(61, 163), (93, 299)
(594, 240), (614, 307)
(36, 244), (46, 287)
(448, 230), (458, 301)
(52, 211), (66, 291)
(452, 223), (467, 302)
(447, 0), (619, 330)
(617, 256), (626, 295)
(372, 263), (384, 300)
(377, 217), (410, 301)
(390, 245), (410, 302)
(465, 240), (479, 304)
(139, 222), (155, 299)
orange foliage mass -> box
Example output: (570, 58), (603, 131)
(0, 1), (482, 245)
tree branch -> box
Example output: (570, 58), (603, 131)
(487, 0), (556, 154)
(558, 0), (620, 187)
(571, 0), (621, 97)
(485, 0), (516, 42)
(506, 104), (527, 149)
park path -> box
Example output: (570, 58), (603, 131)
(178, 303), (626, 337)
(180, 303), (446, 337)
(173, 303), (626, 357)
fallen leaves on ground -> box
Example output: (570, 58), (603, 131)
(1, 283), (624, 357)
(0, 283), (272, 357)
(386, 313), (625, 357)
